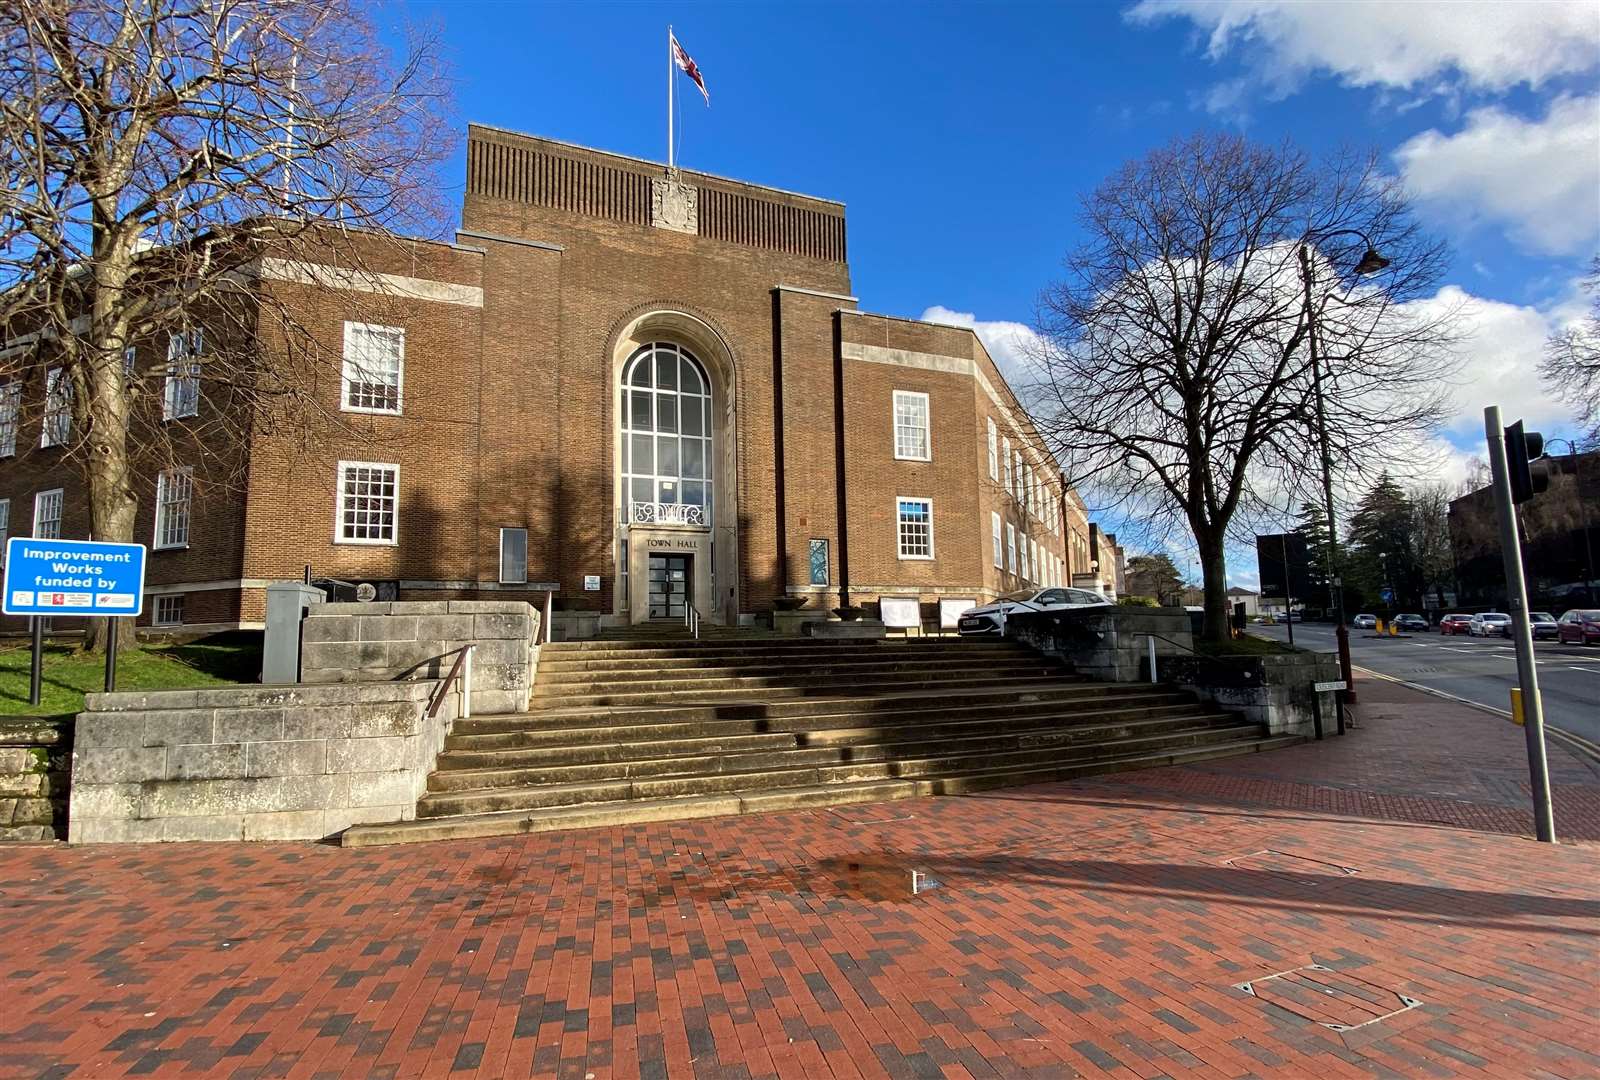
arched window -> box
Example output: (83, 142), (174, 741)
(621, 342), (713, 526)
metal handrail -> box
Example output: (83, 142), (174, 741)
(427, 643), (475, 720)
(543, 590), (554, 645)
(684, 601), (701, 640)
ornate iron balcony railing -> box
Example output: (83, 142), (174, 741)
(631, 501), (709, 527)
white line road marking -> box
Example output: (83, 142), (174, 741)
(1562, 666), (1600, 676)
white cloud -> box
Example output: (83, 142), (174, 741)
(1402, 284), (1573, 439)
(918, 306), (1043, 386)
(1395, 95), (1600, 256)
(1129, 0), (1600, 107)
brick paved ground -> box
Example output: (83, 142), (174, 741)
(2, 679), (1596, 1079)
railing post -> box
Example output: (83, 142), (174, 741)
(1147, 635), (1158, 684)
(461, 644), (474, 719)
(544, 590), (554, 644)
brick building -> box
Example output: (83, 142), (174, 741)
(0, 126), (1090, 637)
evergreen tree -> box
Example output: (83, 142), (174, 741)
(1347, 474), (1424, 610)
(1295, 501), (1333, 604)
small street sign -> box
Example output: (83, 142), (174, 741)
(3, 537), (147, 617)
(1313, 680), (1348, 692)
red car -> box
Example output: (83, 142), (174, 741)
(1556, 609), (1600, 645)
(1439, 614), (1472, 636)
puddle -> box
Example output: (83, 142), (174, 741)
(635, 854), (954, 907)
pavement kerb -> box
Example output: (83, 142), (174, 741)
(1356, 664), (1600, 765)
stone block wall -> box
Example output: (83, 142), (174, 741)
(1160, 652), (1343, 738)
(68, 681), (459, 843)
(1007, 607), (1196, 683)
(299, 600), (537, 715)
(0, 720), (71, 841)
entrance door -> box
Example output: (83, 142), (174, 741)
(647, 553), (692, 619)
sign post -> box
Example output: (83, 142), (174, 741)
(3, 538), (147, 703)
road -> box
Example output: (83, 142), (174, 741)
(1250, 621), (1600, 747)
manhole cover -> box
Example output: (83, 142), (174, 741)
(1235, 965), (1421, 1031)
(1225, 850), (1358, 876)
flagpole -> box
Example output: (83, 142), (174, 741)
(667, 25), (674, 170)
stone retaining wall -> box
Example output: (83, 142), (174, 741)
(299, 600), (537, 715)
(1007, 607), (1196, 683)
(1159, 652), (1343, 738)
(68, 681), (460, 843)
(0, 720), (71, 841)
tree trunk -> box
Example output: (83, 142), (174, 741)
(80, 301), (139, 655)
(1196, 531), (1230, 643)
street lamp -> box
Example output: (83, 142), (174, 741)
(1297, 228), (1389, 704)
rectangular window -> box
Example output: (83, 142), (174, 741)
(336, 461), (398, 544)
(1021, 533), (1031, 582)
(986, 417), (998, 481)
(1006, 522), (1016, 574)
(153, 468), (193, 549)
(991, 512), (1002, 569)
(33, 488), (62, 538)
(896, 497), (933, 559)
(892, 390), (930, 461)
(0, 499), (8, 567)
(123, 345), (137, 378)
(343, 322), (405, 414)
(41, 368), (71, 447)
(1013, 450), (1023, 499)
(154, 594), (185, 626)
(499, 527), (528, 584)
(808, 538), (830, 585)
(1002, 436), (1012, 492)
(1022, 464), (1031, 513)
(0, 381), (18, 456)
(164, 329), (201, 420)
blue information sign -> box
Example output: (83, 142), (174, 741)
(2, 537), (146, 617)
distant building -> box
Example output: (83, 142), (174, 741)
(1226, 586), (1260, 617)
(1449, 449), (1599, 611)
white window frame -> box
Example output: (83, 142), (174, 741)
(1021, 532), (1031, 582)
(152, 467), (193, 550)
(499, 527), (528, 584)
(0, 381), (19, 457)
(342, 322), (405, 415)
(808, 537), (830, 586)
(41, 368), (71, 448)
(1002, 436), (1012, 492)
(164, 328), (201, 420)
(33, 488), (63, 538)
(334, 460), (400, 546)
(153, 594), (185, 626)
(991, 511), (1002, 569)
(892, 390), (931, 462)
(1013, 450), (1023, 500)
(895, 497), (934, 560)
(1006, 522), (1016, 574)
(986, 417), (998, 481)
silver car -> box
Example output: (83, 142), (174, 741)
(1469, 612), (1511, 637)
(957, 587), (1111, 636)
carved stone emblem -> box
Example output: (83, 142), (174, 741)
(651, 171), (699, 235)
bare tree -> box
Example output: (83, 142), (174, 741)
(1540, 256), (1600, 448)
(1029, 133), (1458, 640)
(1409, 481), (1455, 608)
(0, 0), (451, 649)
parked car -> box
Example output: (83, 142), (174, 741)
(1557, 609), (1600, 645)
(1529, 612), (1559, 641)
(1393, 614), (1429, 632)
(1352, 613), (1377, 629)
(957, 587), (1111, 636)
(1439, 613), (1472, 635)
(1469, 612), (1511, 637)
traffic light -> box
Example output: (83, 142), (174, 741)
(1505, 420), (1551, 504)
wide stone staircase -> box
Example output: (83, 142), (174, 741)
(341, 634), (1297, 845)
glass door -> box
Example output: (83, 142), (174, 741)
(647, 554), (691, 619)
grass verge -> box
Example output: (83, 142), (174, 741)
(0, 631), (262, 720)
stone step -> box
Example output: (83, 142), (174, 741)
(415, 724), (1265, 817)
(452, 684), (1194, 740)
(427, 713), (1241, 791)
(534, 648), (1042, 674)
(341, 736), (1301, 846)
(539, 639), (1019, 659)
(531, 658), (1069, 693)
(443, 693), (1208, 754)
(530, 671), (1078, 707)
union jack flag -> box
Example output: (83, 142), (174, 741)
(671, 33), (709, 105)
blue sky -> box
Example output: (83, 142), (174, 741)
(396, 1), (1598, 585)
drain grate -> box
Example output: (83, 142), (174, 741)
(1235, 964), (1421, 1031)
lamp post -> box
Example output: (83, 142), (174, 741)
(1298, 229), (1390, 704)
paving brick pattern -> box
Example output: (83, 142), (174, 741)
(2, 679), (1596, 1079)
